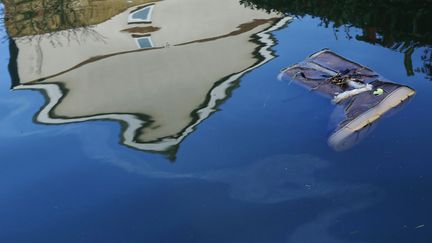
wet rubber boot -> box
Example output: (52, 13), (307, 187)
(279, 49), (415, 150)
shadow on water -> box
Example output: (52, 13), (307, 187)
(241, 0), (432, 80)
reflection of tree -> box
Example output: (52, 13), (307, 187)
(416, 48), (432, 80)
(3, 0), (107, 47)
(241, 0), (432, 80)
(3, 0), (152, 37)
(4, 0), (90, 37)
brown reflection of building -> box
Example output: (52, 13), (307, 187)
(6, 0), (289, 159)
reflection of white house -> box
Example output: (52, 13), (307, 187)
(11, 0), (290, 157)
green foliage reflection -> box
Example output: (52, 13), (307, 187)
(241, 0), (432, 79)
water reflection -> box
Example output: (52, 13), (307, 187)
(82, 127), (376, 205)
(82, 132), (380, 242)
(5, 0), (290, 159)
(201, 154), (343, 203)
(4, 0), (155, 37)
(241, 0), (432, 80)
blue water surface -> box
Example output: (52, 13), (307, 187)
(0, 12), (431, 243)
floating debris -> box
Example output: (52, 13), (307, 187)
(279, 49), (415, 151)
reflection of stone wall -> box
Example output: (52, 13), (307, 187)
(4, 0), (155, 37)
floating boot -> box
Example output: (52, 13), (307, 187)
(280, 49), (415, 151)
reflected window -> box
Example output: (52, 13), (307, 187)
(128, 5), (154, 23)
(134, 36), (154, 49)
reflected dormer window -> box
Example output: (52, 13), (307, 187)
(134, 36), (154, 49)
(128, 5), (154, 23)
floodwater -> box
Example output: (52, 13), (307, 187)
(0, 0), (431, 242)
